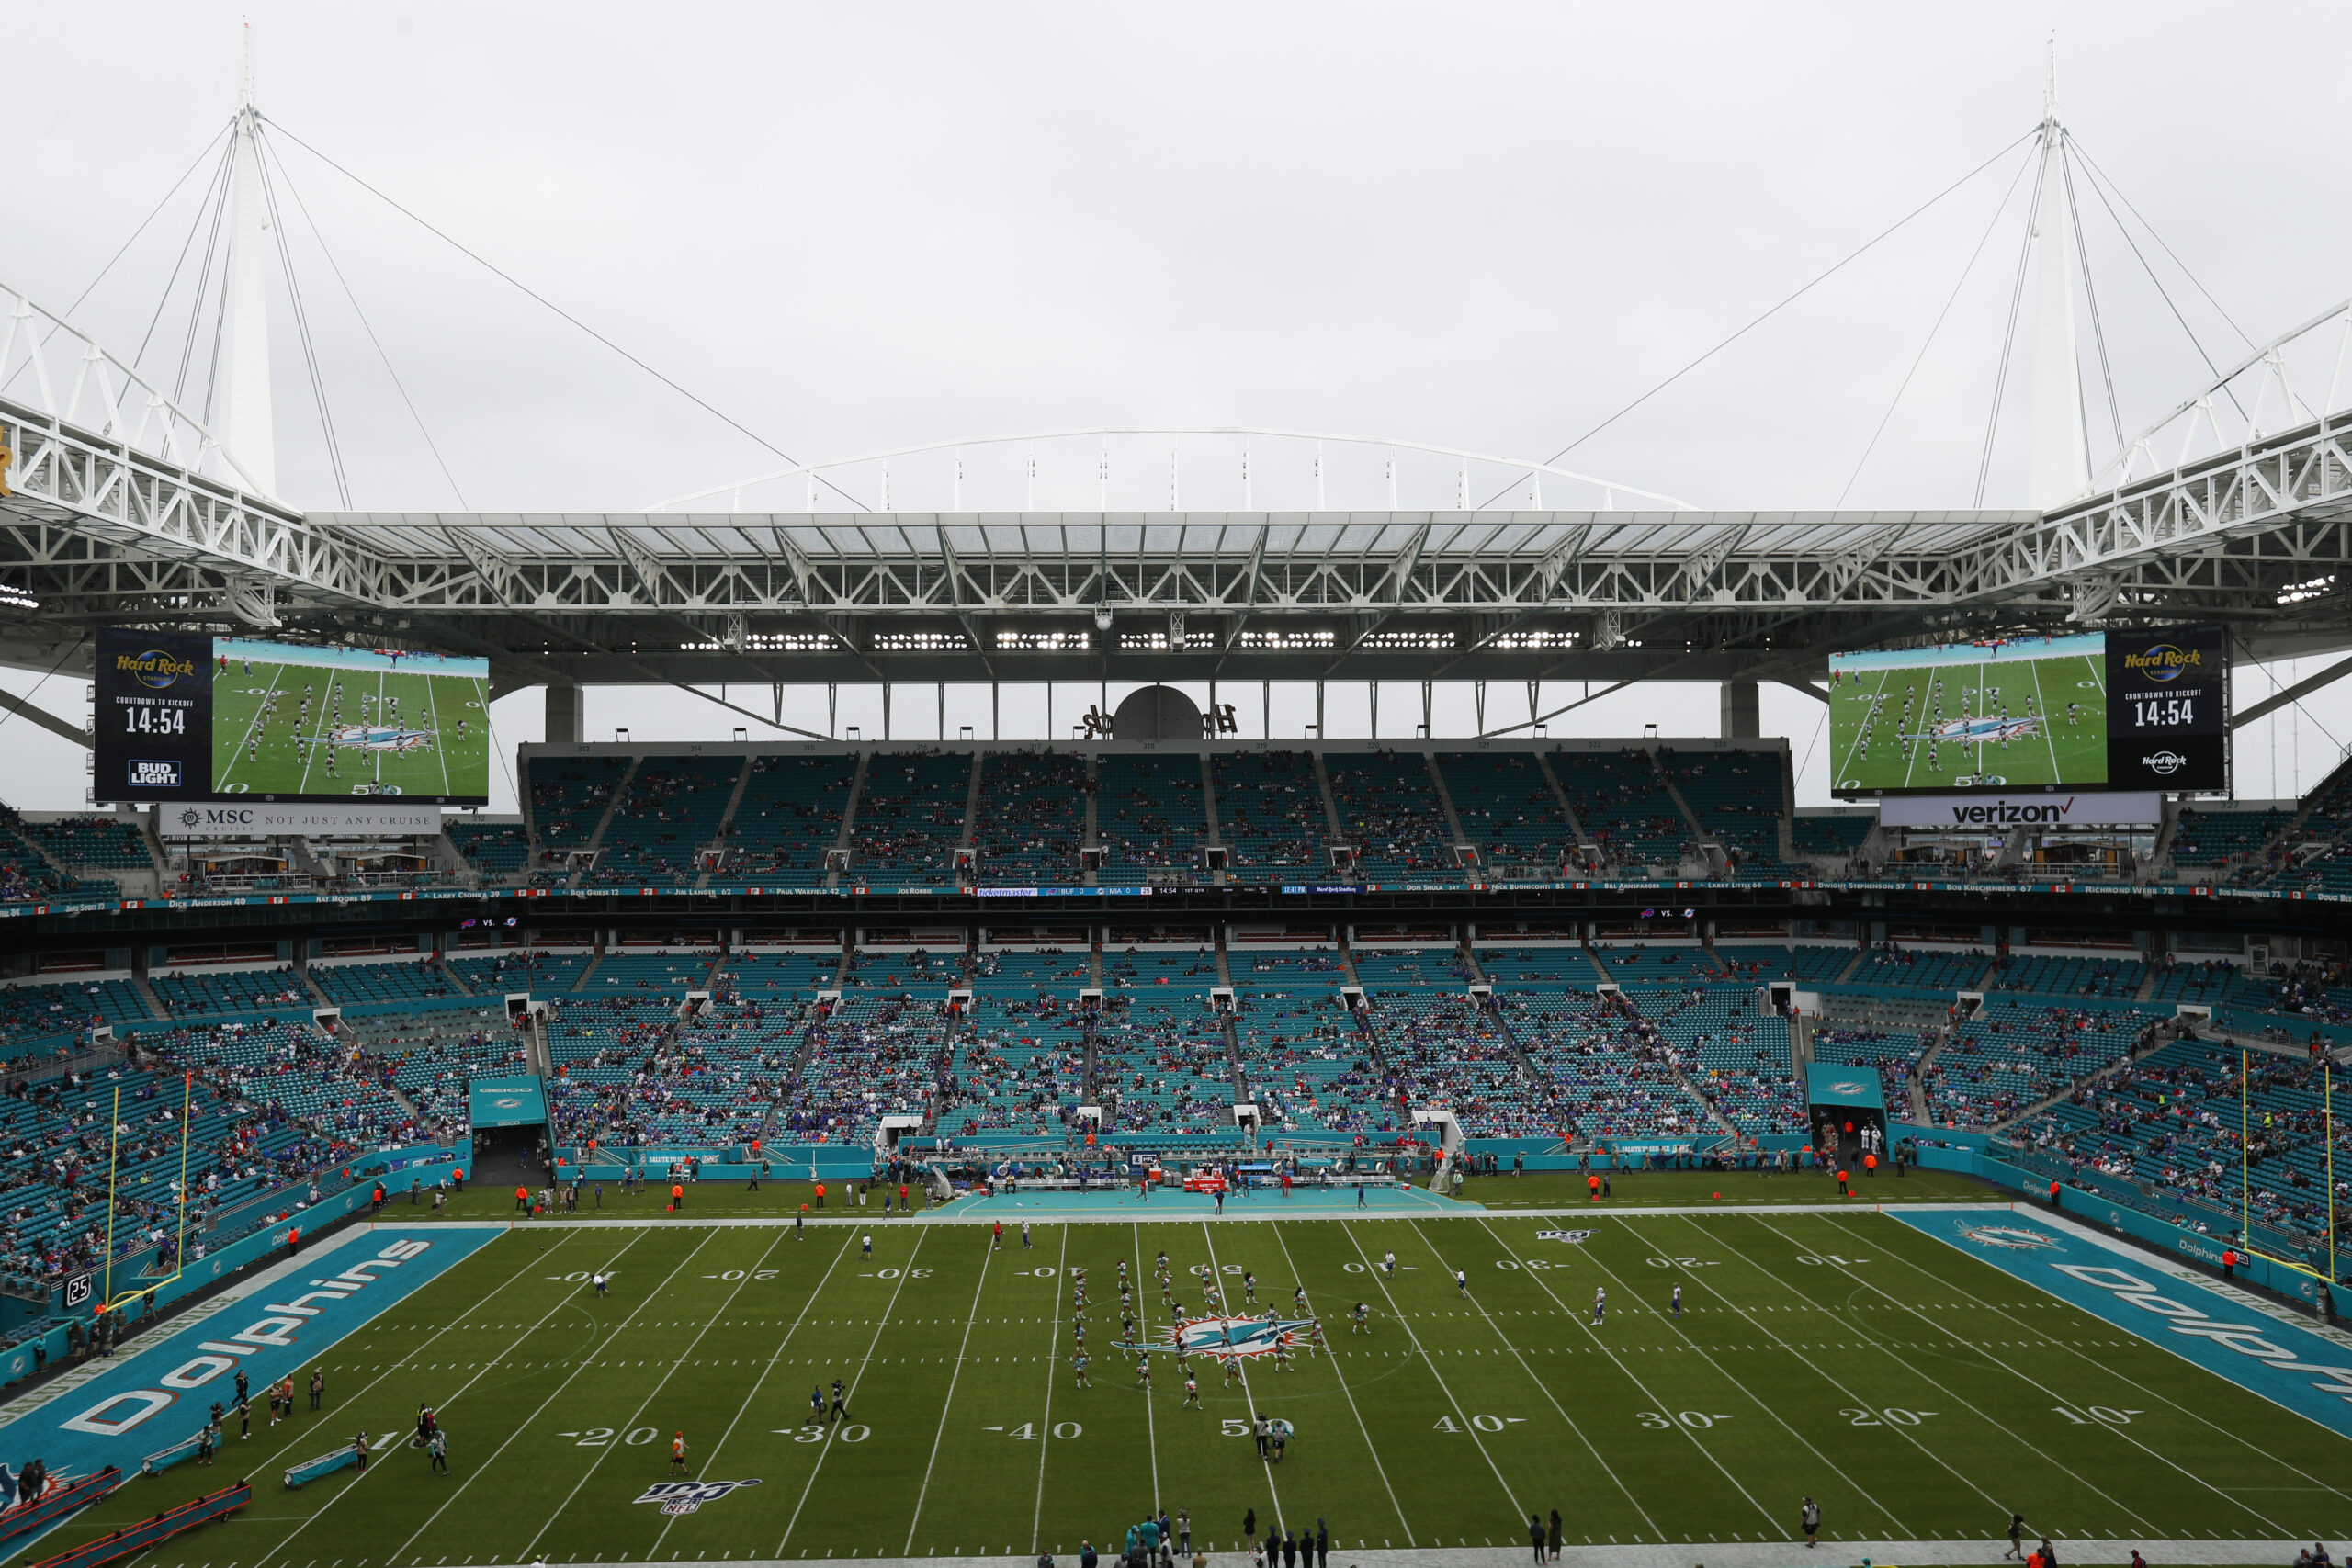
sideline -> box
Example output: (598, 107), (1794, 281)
(436, 1199), (2018, 1228)
(522, 1540), (2321, 1568)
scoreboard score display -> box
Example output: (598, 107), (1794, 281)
(1829, 625), (2228, 798)
(94, 627), (492, 806)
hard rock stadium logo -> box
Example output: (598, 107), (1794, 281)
(1955, 1223), (2063, 1251)
(1120, 1315), (1317, 1359)
(117, 649), (196, 689)
(2122, 642), (2201, 682)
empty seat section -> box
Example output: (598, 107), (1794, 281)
(1436, 753), (1575, 876)
(1210, 752), (1327, 884)
(590, 757), (743, 886)
(972, 752), (1089, 880)
(1324, 754), (1456, 879)
(849, 754), (971, 875)
(1097, 755), (1208, 880)
(718, 756), (858, 885)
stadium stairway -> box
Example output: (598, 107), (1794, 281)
(1646, 749), (1711, 851)
(1582, 940), (1618, 985)
(821, 752), (870, 891)
(566, 755), (641, 887)
(435, 957), (475, 997)
(1986, 1013), (2181, 1136)
(1458, 943), (1551, 1089)
(1532, 752), (1599, 862)
(692, 758), (757, 890)
(1421, 754), (1472, 850)
(1196, 753), (1228, 884)
(1309, 752), (1345, 849)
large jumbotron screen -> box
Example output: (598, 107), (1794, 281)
(94, 628), (491, 805)
(1827, 626), (2227, 798)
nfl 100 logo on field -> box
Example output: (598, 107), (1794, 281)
(636, 1479), (762, 1515)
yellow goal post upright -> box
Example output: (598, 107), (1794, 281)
(96, 1069), (197, 1321)
(2233, 1045), (2342, 1292)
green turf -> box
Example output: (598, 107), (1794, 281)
(1830, 652), (2107, 794)
(210, 660), (490, 800)
(40, 1209), (2352, 1567)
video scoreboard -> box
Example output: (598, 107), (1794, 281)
(94, 628), (492, 806)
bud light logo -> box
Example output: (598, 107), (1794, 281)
(130, 761), (181, 788)
(635, 1479), (761, 1515)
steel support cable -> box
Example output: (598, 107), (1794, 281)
(2067, 134), (2251, 427)
(1485, 126), (2040, 507)
(254, 128), (352, 507)
(174, 154), (238, 412)
(1835, 141), (2036, 508)
(259, 116), (870, 513)
(1970, 131), (2049, 508)
(0, 120), (232, 398)
(259, 131), (469, 510)
(2068, 137), (2256, 353)
(132, 141), (238, 372)
(2059, 142), (2125, 457)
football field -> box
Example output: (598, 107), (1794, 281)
(210, 657), (490, 801)
(22, 1204), (2352, 1568)
(1831, 649), (2108, 795)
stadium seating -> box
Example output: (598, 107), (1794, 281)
(444, 949), (594, 996)
(446, 819), (531, 880)
(311, 958), (460, 1006)
(1436, 752), (1577, 876)
(849, 754), (971, 875)
(716, 756), (858, 885)
(151, 965), (308, 1018)
(1547, 750), (1688, 868)
(1096, 755), (1209, 880)
(590, 757), (742, 886)
(1924, 999), (2156, 1127)
(2168, 807), (2290, 868)
(1851, 946), (1991, 992)
(1324, 753), (1458, 879)
(17, 817), (153, 871)
(972, 752), (1090, 878)
(1210, 751), (1329, 883)
(529, 757), (628, 852)
(1660, 749), (1789, 878)
(0, 976), (153, 1032)
(1989, 953), (2146, 999)
(1792, 813), (1871, 864)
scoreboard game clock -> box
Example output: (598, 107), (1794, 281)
(2106, 625), (2227, 792)
(93, 626), (492, 806)
(1828, 625), (2229, 798)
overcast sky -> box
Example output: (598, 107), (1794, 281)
(6, 1), (2349, 814)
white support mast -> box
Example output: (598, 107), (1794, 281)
(2025, 43), (2087, 511)
(216, 23), (279, 501)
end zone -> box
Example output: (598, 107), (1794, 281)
(1892, 1208), (2352, 1441)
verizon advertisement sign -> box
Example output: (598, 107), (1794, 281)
(158, 803), (445, 840)
(1878, 791), (2161, 829)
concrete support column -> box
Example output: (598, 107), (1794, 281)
(546, 683), (585, 745)
(1719, 680), (1759, 739)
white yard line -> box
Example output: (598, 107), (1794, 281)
(373, 670), (386, 789)
(648, 1231), (858, 1557)
(1822, 1210), (2352, 1510)
(1030, 1225), (1070, 1554)
(513, 1232), (790, 1561)
(266, 1228), (664, 1565)
(1261, 1219), (1414, 1545)
(1130, 1222), (1161, 1510)
(776, 1226), (940, 1554)
(1433, 1219), (1713, 1540)
(2030, 659), (2064, 782)
(424, 673), (451, 796)
(1331, 1224), (1510, 1533)
(374, 1230), (720, 1565)
(216, 662), (285, 794)
(1199, 1220), (1290, 1539)
(894, 1230), (990, 1554)
(1734, 1215), (2177, 1537)
(1582, 1216), (1920, 1534)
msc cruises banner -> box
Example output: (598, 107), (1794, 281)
(157, 802), (445, 840)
